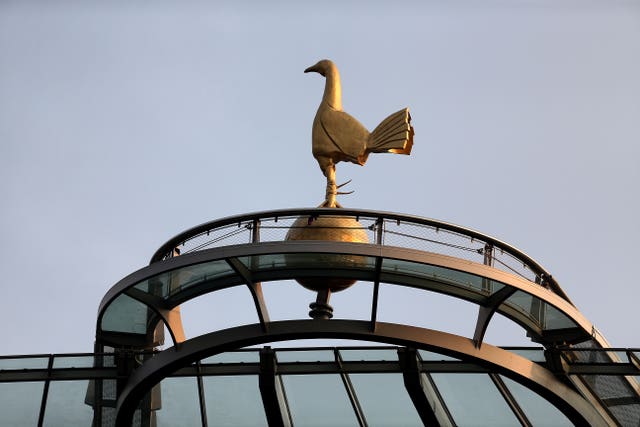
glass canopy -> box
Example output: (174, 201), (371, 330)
(4, 346), (618, 427)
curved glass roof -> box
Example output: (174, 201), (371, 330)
(91, 209), (639, 426)
(98, 242), (593, 348)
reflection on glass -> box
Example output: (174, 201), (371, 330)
(0, 357), (49, 370)
(201, 351), (260, 364)
(133, 260), (235, 299)
(339, 349), (397, 362)
(283, 375), (358, 426)
(418, 350), (459, 361)
(350, 373), (422, 426)
(202, 376), (267, 426)
(155, 377), (201, 427)
(276, 350), (335, 363)
(0, 381), (44, 426)
(502, 348), (545, 363)
(101, 293), (150, 334)
(43, 380), (93, 426)
(431, 374), (520, 426)
(501, 376), (572, 427)
(543, 304), (579, 330)
(505, 291), (576, 331)
(52, 356), (95, 369)
(240, 254), (375, 273)
(381, 259), (504, 295)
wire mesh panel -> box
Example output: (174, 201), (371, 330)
(152, 209), (558, 298)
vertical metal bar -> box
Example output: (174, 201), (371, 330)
(530, 276), (544, 325)
(93, 343), (104, 427)
(398, 347), (442, 427)
(489, 374), (532, 427)
(252, 219), (260, 243)
(335, 349), (368, 427)
(420, 372), (455, 427)
(482, 244), (493, 293)
(195, 361), (209, 427)
(369, 217), (385, 332)
(375, 217), (384, 245)
(259, 348), (292, 427)
(369, 257), (383, 332)
(37, 354), (54, 427)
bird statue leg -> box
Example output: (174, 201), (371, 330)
(324, 165), (337, 208)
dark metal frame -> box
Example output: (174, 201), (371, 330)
(150, 208), (570, 302)
(96, 241), (594, 350)
(114, 320), (610, 426)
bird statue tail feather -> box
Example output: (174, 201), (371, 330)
(366, 108), (414, 156)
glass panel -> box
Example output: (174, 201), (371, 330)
(0, 356), (49, 370)
(504, 291), (576, 330)
(381, 258), (504, 295)
(202, 376), (267, 426)
(0, 381), (44, 426)
(418, 350), (459, 361)
(542, 305), (579, 330)
(350, 373), (423, 426)
(239, 254), (287, 270)
(52, 355), (96, 369)
(134, 260), (236, 299)
(339, 348), (398, 362)
(276, 350), (335, 363)
(101, 293), (151, 334)
(240, 254), (376, 272)
(43, 380), (93, 426)
(500, 376), (572, 427)
(201, 351), (260, 364)
(155, 377), (201, 427)
(283, 374), (359, 426)
(501, 348), (545, 362)
(431, 373), (521, 426)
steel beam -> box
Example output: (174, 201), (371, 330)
(258, 348), (292, 427)
(114, 320), (609, 427)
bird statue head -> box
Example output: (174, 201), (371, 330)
(304, 59), (336, 77)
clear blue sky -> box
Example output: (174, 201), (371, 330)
(1, 1), (638, 354)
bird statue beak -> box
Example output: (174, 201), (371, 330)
(304, 63), (324, 75)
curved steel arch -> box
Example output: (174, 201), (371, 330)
(114, 320), (609, 427)
(97, 241), (595, 348)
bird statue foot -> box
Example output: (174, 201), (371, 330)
(336, 179), (354, 196)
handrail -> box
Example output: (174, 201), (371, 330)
(150, 208), (571, 303)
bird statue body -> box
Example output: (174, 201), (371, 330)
(305, 59), (414, 207)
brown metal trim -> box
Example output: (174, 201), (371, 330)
(114, 320), (609, 427)
(98, 242), (594, 348)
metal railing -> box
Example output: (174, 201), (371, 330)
(150, 208), (570, 303)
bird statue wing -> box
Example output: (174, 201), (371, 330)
(317, 108), (370, 165)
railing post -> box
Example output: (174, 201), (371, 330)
(252, 219), (261, 243)
(483, 243), (493, 267)
(375, 217), (384, 245)
(482, 244), (493, 293)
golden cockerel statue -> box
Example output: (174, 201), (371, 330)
(304, 59), (414, 207)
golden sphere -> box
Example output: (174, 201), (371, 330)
(285, 215), (370, 292)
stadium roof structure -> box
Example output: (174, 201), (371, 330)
(1, 208), (639, 426)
